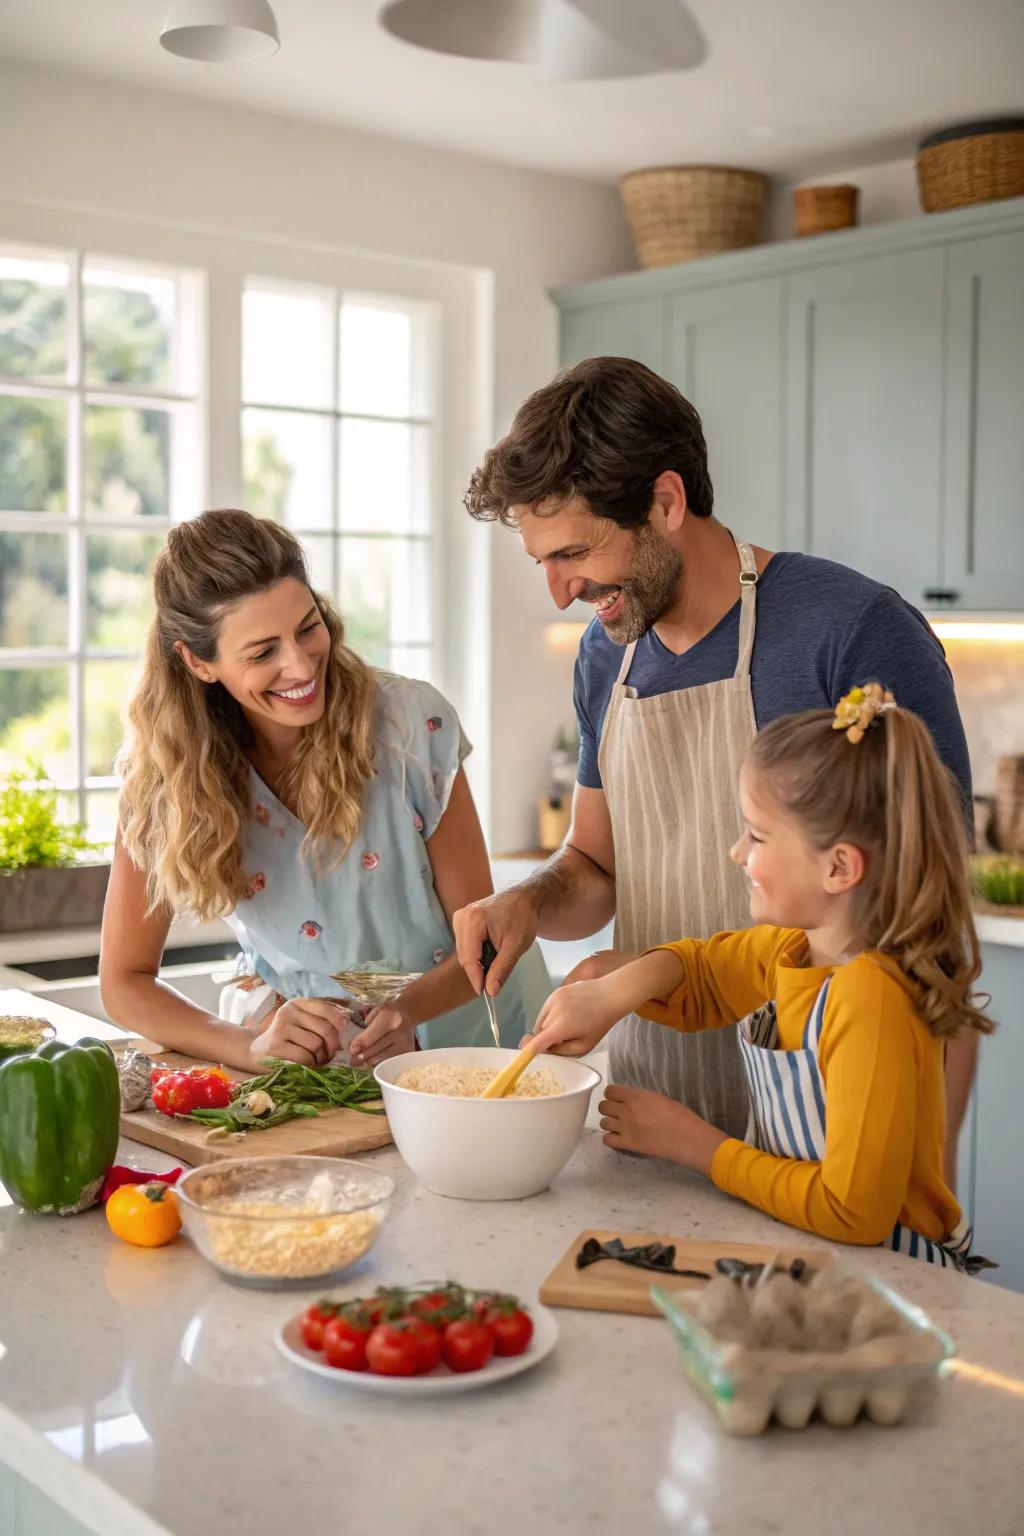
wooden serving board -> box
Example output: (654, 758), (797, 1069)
(114, 1039), (392, 1168)
(539, 1229), (828, 1317)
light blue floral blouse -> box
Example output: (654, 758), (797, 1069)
(224, 673), (524, 1048)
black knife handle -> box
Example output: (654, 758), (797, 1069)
(481, 938), (497, 976)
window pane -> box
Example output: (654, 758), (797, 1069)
(0, 666), (72, 778)
(0, 254), (69, 381)
(387, 643), (435, 686)
(340, 538), (430, 663)
(0, 395), (67, 512)
(84, 789), (120, 851)
(85, 660), (138, 776)
(83, 266), (174, 390)
(87, 532), (163, 648)
(243, 407), (332, 528)
(0, 532), (69, 648)
(340, 300), (427, 419)
(243, 284), (334, 410)
(84, 403), (170, 518)
(298, 534), (335, 596)
(339, 419), (430, 535)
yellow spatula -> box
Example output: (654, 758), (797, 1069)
(481, 1040), (540, 1099)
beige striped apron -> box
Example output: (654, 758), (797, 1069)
(597, 538), (759, 1139)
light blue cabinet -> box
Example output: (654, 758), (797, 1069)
(668, 279), (785, 550)
(785, 248), (946, 601)
(966, 941), (1024, 1294)
(554, 196), (1024, 607)
(942, 231), (1024, 610)
(560, 297), (667, 374)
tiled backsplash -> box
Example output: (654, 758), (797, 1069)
(944, 638), (1024, 794)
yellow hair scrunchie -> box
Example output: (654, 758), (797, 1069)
(832, 682), (895, 744)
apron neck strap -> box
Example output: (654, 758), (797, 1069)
(734, 539), (759, 680)
(614, 639), (639, 688)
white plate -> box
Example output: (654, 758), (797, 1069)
(276, 1302), (559, 1396)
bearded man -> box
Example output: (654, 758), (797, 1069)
(454, 356), (976, 1183)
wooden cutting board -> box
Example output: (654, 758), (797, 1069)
(114, 1039), (392, 1168)
(539, 1229), (828, 1317)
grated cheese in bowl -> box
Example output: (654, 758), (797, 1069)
(176, 1155), (393, 1287)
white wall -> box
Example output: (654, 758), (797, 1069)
(0, 60), (634, 853)
(768, 156), (921, 242)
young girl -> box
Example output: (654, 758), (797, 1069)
(528, 684), (994, 1269)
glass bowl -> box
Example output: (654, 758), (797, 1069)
(0, 1016), (55, 1060)
(332, 968), (422, 1007)
(176, 1155), (394, 1290)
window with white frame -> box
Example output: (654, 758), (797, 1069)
(0, 243), (203, 843)
(241, 280), (439, 680)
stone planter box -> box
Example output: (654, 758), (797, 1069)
(0, 863), (111, 934)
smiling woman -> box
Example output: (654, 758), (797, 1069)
(100, 508), (523, 1074)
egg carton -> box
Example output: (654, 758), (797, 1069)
(652, 1263), (955, 1435)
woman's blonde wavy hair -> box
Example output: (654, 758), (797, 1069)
(118, 509), (377, 919)
(748, 694), (993, 1040)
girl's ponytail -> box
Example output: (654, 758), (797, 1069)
(871, 708), (991, 1037)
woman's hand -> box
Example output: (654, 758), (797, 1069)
(348, 1003), (418, 1068)
(248, 997), (348, 1069)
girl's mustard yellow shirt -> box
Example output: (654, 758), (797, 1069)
(639, 926), (961, 1246)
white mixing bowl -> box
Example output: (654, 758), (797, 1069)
(374, 1047), (601, 1200)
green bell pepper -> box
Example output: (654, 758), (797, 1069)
(0, 1036), (120, 1214)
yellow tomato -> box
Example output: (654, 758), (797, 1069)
(106, 1182), (182, 1248)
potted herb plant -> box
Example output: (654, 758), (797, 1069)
(0, 765), (109, 933)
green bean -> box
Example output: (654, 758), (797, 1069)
(183, 1058), (383, 1134)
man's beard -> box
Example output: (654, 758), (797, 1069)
(580, 522), (682, 644)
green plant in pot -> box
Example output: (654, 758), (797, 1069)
(0, 763), (109, 933)
(972, 854), (1024, 909)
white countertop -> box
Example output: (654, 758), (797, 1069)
(0, 912), (233, 971)
(2, 1001), (1024, 1536)
(976, 911), (1024, 948)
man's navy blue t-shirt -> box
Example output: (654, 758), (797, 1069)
(573, 551), (972, 803)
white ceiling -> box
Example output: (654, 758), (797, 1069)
(1, 0), (1022, 183)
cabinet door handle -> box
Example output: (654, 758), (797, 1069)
(966, 273), (981, 577)
(923, 588), (961, 604)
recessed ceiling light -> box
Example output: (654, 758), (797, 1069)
(160, 0), (280, 63)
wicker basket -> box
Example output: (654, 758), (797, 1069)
(794, 183), (859, 237)
(620, 165), (768, 268)
(916, 119), (1024, 213)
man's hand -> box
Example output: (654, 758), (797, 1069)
(561, 950), (639, 986)
(454, 887), (540, 998)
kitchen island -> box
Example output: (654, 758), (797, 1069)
(2, 1000), (1024, 1536)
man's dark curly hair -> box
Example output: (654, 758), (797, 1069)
(464, 355), (713, 527)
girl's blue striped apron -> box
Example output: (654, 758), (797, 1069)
(738, 977), (989, 1272)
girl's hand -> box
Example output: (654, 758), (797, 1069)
(248, 997), (347, 1069)
(349, 1003), (418, 1068)
(598, 1085), (728, 1174)
(526, 978), (627, 1058)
